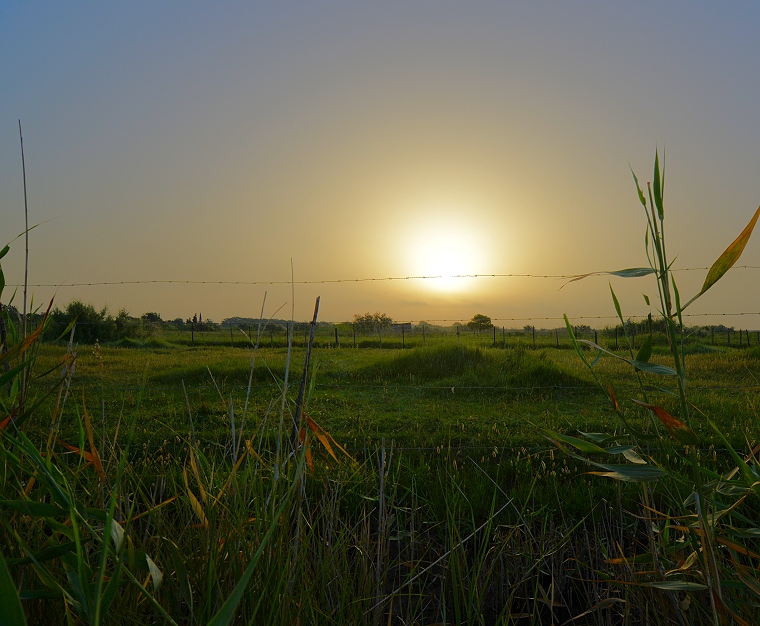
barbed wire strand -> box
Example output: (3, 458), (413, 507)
(8, 265), (760, 288)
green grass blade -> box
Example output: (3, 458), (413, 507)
(576, 340), (676, 375)
(206, 455), (305, 626)
(590, 464), (668, 482)
(0, 550), (27, 626)
(609, 267), (657, 279)
(647, 581), (707, 591)
(653, 150), (664, 219)
(542, 429), (609, 454)
(630, 166), (647, 207)
(635, 335), (653, 364)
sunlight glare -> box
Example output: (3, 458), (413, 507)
(409, 225), (485, 293)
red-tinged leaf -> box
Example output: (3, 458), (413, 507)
(307, 416), (338, 462)
(608, 384), (621, 414)
(305, 446), (314, 474)
(0, 416), (11, 431)
(57, 439), (97, 466)
(631, 400), (698, 445)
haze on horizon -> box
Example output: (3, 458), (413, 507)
(2, 2), (760, 329)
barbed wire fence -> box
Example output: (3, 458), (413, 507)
(7, 265), (760, 349)
(8, 267), (759, 462)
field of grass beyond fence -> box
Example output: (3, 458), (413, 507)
(1, 325), (758, 625)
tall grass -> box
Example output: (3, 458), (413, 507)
(551, 152), (760, 624)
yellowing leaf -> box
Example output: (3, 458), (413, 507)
(183, 466), (209, 529)
(685, 205), (760, 310)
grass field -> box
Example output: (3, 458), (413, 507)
(2, 326), (757, 624)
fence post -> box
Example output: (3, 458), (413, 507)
(502, 326), (506, 347)
(353, 323), (356, 348)
(727, 329), (731, 347)
(532, 325), (536, 348)
(191, 320), (194, 345)
(423, 324), (426, 346)
(493, 325), (496, 347)
(335, 327), (339, 348)
(740, 329), (743, 348)
(594, 329), (598, 345)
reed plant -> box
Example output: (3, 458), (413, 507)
(550, 152), (760, 624)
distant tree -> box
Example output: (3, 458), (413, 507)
(467, 314), (493, 332)
(353, 312), (393, 333)
(46, 301), (115, 344)
(141, 312), (162, 324)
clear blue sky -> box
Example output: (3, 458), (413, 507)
(2, 2), (760, 327)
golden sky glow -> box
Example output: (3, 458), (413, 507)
(2, 3), (760, 327)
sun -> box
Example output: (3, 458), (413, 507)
(408, 226), (485, 293)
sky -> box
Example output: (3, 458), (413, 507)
(2, 2), (760, 328)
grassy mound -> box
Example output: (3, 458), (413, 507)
(356, 344), (585, 390)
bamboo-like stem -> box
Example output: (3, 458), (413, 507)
(18, 120), (29, 414)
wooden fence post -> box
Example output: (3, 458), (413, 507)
(532, 325), (536, 348)
(335, 327), (339, 348)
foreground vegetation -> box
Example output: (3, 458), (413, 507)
(2, 156), (760, 624)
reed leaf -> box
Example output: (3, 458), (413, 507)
(683, 205), (760, 310)
(0, 550), (27, 626)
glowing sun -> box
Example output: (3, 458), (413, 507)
(408, 226), (485, 292)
